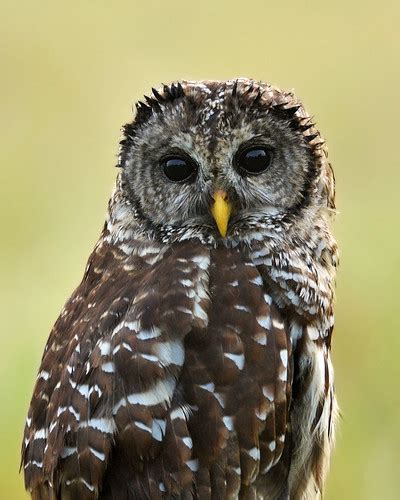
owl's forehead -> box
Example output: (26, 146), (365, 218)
(154, 79), (297, 152)
(180, 78), (287, 126)
(122, 78), (311, 168)
(182, 80), (245, 140)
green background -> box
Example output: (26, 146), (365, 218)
(1, 1), (399, 498)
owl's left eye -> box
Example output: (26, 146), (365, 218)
(161, 156), (198, 183)
(235, 145), (273, 176)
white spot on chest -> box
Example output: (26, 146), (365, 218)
(224, 352), (245, 370)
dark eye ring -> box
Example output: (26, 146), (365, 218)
(235, 145), (273, 176)
(161, 155), (198, 183)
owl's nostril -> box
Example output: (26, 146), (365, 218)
(212, 190), (229, 202)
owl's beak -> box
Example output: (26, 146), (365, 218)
(211, 190), (232, 237)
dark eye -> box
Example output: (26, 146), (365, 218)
(235, 146), (273, 176)
(161, 156), (197, 183)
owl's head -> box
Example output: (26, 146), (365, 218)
(117, 79), (335, 245)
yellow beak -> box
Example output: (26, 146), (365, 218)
(211, 190), (232, 237)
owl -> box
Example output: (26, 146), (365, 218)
(21, 79), (338, 500)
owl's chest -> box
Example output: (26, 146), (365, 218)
(169, 247), (292, 486)
(182, 245), (290, 389)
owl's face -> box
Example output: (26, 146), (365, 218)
(119, 80), (331, 244)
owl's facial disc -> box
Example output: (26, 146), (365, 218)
(119, 80), (331, 243)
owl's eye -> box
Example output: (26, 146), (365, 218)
(161, 156), (198, 183)
(235, 146), (273, 176)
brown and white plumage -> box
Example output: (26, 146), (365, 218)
(22, 79), (338, 499)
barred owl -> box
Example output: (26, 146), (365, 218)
(22, 79), (338, 500)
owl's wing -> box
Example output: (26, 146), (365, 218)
(22, 237), (211, 499)
(250, 242), (337, 497)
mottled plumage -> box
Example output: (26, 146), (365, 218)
(22, 79), (338, 499)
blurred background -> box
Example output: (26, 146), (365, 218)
(1, 0), (399, 498)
